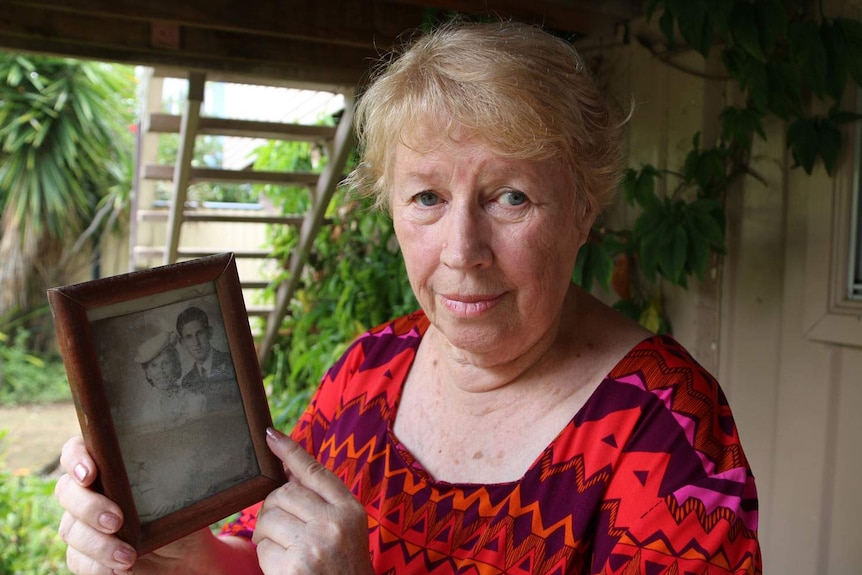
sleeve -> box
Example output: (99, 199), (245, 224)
(595, 337), (763, 575)
(595, 464), (762, 574)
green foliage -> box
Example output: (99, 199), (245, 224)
(0, 465), (70, 575)
(252, 138), (417, 430)
(0, 330), (70, 405)
(0, 53), (136, 330)
(0, 54), (135, 240)
(654, 1), (862, 176)
(575, 1), (862, 333)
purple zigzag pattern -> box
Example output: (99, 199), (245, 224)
(610, 337), (749, 483)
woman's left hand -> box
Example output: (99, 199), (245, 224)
(253, 428), (374, 575)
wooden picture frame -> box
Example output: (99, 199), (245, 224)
(48, 253), (285, 554)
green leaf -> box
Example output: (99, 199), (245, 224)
(685, 217), (712, 281)
(706, 1), (733, 38)
(787, 118), (818, 173)
(632, 204), (664, 240)
(658, 224), (688, 285)
(743, 58), (769, 112)
(786, 116), (842, 175)
(674, 0), (712, 57)
(638, 231), (662, 282)
(613, 299), (644, 322)
(730, 2), (766, 61)
(621, 167), (638, 205)
(695, 149), (726, 194)
(683, 147), (699, 182)
(639, 301), (664, 334)
(835, 18), (862, 87)
(721, 46), (744, 78)
(818, 119), (842, 175)
(821, 20), (848, 101)
(726, 49), (769, 111)
(659, 9), (676, 47)
(573, 240), (614, 292)
(633, 166), (662, 210)
(789, 21), (828, 98)
(766, 61), (803, 120)
(758, 0), (788, 56)
(694, 215), (726, 253)
(720, 106), (766, 150)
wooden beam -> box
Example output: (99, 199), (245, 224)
(382, 0), (640, 35)
(10, 0), (423, 49)
(163, 72), (204, 265)
(137, 210), (308, 226)
(142, 164), (319, 187)
(0, 2), (390, 85)
(134, 246), (273, 259)
(146, 114), (337, 142)
(0, 1), (640, 84)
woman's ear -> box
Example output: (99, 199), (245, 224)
(575, 199), (597, 246)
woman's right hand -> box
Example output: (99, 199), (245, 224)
(56, 436), (262, 575)
(55, 435), (140, 573)
(54, 436), (218, 575)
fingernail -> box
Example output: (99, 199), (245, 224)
(265, 427), (282, 441)
(113, 546), (136, 566)
(99, 512), (121, 532)
(74, 463), (88, 483)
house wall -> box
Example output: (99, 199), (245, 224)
(601, 3), (862, 574)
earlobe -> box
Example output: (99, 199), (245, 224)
(576, 200), (597, 238)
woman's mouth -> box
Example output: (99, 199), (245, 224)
(439, 293), (503, 317)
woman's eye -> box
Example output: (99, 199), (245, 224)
(500, 190), (528, 206)
(415, 191), (441, 206)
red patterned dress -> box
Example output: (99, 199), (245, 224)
(223, 311), (762, 574)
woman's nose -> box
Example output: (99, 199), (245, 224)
(439, 204), (492, 269)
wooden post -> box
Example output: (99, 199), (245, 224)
(164, 72), (205, 265)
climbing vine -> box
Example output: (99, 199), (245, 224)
(576, 0), (862, 332)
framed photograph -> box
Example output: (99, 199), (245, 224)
(48, 253), (285, 554)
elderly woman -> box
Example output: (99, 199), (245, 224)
(54, 21), (762, 575)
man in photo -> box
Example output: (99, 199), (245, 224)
(175, 306), (237, 403)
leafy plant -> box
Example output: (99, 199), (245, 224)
(0, 465), (70, 575)
(574, 0), (862, 329)
(252, 135), (417, 429)
(0, 330), (69, 405)
(0, 53), (135, 345)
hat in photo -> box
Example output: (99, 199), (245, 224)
(134, 331), (177, 364)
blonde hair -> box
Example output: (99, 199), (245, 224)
(348, 20), (624, 215)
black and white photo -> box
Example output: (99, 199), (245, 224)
(48, 253), (285, 553)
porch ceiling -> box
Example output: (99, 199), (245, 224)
(0, 0), (641, 89)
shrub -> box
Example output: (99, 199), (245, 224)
(0, 330), (70, 405)
(0, 434), (70, 574)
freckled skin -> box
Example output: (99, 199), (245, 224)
(390, 137), (590, 368)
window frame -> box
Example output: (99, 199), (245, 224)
(803, 89), (862, 347)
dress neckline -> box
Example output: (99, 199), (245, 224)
(384, 312), (660, 489)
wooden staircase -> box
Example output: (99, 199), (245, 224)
(130, 68), (354, 365)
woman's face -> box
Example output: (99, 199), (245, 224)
(144, 349), (177, 390)
(391, 135), (590, 365)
